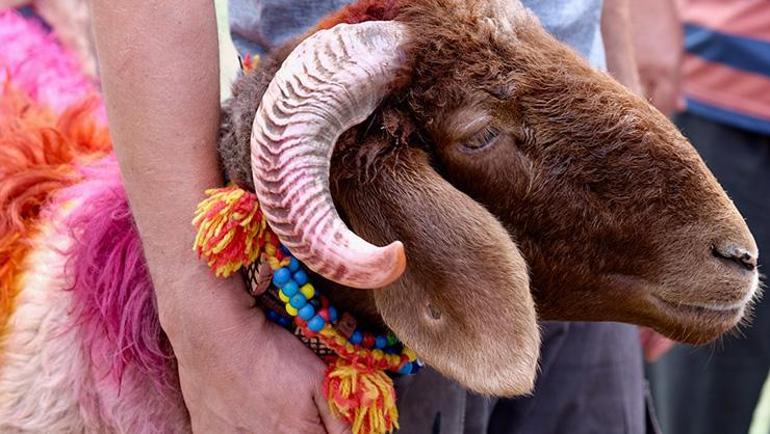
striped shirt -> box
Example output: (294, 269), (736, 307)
(229, 0), (607, 68)
(679, 0), (770, 135)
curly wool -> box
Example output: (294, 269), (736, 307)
(0, 9), (102, 116)
(0, 86), (109, 344)
(57, 156), (178, 391)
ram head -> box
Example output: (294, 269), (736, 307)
(219, 0), (759, 396)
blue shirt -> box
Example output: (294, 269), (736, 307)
(229, 0), (606, 69)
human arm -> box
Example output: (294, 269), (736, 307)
(89, 1), (348, 432)
(629, 0), (683, 116)
(601, 0), (643, 94)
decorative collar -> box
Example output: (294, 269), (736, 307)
(193, 185), (421, 434)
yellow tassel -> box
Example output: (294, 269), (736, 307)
(192, 186), (265, 277)
(324, 358), (399, 434)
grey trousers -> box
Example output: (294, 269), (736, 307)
(395, 322), (647, 434)
(647, 111), (770, 434)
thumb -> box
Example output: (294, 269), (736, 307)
(650, 77), (679, 117)
(314, 387), (352, 434)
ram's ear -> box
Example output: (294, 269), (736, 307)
(334, 146), (540, 396)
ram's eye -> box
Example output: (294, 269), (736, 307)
(462, 127), (501, 152)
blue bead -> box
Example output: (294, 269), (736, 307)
(272, 268), (291, 287)
(290, 293), (307, 309)
(266, 310), (279, 322)
(398, 363), (413, 375)
(279, 245), (290, 255)
(308, 315), (326, 332)
(350, 330), (363, 345)
(298, 304), (316, 321)
(282, 281), (299, 297)
(410, 362), (422, 374)
(328, 306), (338, 323)
(288, 257), (300, 272)
(278, 316), (292, 328)
(375, 336), (388, 349)
(293, 270), (309, 286)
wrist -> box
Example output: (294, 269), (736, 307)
(155, 272), (261, 347)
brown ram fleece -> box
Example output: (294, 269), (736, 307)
(220, 0), (759, 392)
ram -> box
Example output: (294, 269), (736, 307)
(0, 0), (760, 432)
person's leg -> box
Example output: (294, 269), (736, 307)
(648, 110), (770, 434)
(489, 322), (646, 434)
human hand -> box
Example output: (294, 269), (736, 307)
(639, 327), (675, 362)
(630, 0), (683, 116)
(169, 302), (351, 434)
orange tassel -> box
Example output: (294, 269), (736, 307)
(323, 358), (399, 434)
(192, 186), (265, 277)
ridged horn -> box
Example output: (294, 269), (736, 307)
(251, 21), (409, 289)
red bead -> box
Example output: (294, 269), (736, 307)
(362, 333), (376, 348)
(318, 308), (330, 321)
(320, 296), (330, 308)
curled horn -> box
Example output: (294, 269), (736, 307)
(251, 21), (409, 289)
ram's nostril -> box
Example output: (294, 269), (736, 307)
(713, 244), (757, 272)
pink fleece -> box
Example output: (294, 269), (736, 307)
(0, 9), (103, 117)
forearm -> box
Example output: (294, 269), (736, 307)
(90, 0), (253, 337)
(601, 0), (642, 93)
(629, 0), (683, 115)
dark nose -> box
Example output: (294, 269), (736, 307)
(713, 244), (758, 271)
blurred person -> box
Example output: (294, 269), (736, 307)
(631, 1), (770, 434)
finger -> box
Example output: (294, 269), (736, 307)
(314, 388), (353, 434)
(650, 78), (679, 117)
(644, 334), (675, 362)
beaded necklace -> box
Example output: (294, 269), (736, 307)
(250, 240), (421, 376)
(193, 185), (420, 434)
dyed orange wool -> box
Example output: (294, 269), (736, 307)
(0, 86), (111, 342)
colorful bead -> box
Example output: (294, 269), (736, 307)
(278, 290), (290, 303)
(308, 315), (326, 332)
(328, 306), (338, 323)
(266, 310), (280, 322)
(288, 257), (300, 272)
(300, 283), (315, 300)
(375, 336), (388, 349)
(350, 330), (363, 345)
(278, 316), (292, 328)
(282, 281), (299, 297)
(319, 308), (330, 321)
(362, 334), (375, 349)
(285, 304), (298, 317)
(398, 362), (413, 375)
(372, 349), (385, 359)
(293, 270), (309, 286)
(290, 293), (307, 309)
(272, 268), (291, 287)
(386, 333), (398, 346)
(404, 348), (417, 361)
(298, 304), (316, 321)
